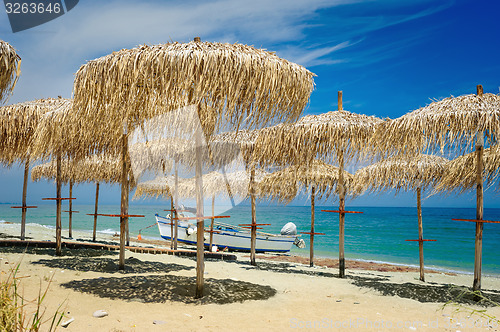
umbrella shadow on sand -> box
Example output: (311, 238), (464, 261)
(235, 260), (337, 278)
(349, 275), (500, 307)
(32, 256), (192, 274)
(61, 274), (277, 304)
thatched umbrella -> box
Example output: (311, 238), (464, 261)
(369, 85), (500, 291)
(0, 40), (21, 102)
(434, 147), (500, 194)
(254, 92), (384, 277)
(260, 159), (353, 267)
(0, 98), (65, 240)
(352, 154), (448, 281)
(69, 37), (315, 297)
(30, 98), (74, 255)
(31, 155), (133, 241)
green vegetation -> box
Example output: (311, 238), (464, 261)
(0, 261), (65, 331)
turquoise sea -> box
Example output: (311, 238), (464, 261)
(1, 203), (500, 276)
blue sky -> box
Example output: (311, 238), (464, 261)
(1, 0), (500, 208)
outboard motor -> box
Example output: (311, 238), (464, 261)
(281, 222), (306, 248)
(280, 222), (298, 235)
(294, 237), (306, 248)
(186, 225), (196, 236)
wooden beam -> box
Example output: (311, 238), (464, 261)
(417, 187), (425, 282)
(93, 182), (99, 242)
(68, 181), (73, 238)
(119, 129), (129, 270)
(250, 166), (257, 266)
(55, 153), (62, 256)
(20, 160), (29, 240)
(310, 186), (315, 267)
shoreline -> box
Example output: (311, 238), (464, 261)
(0, 222), (500, 280)
(2, 219), (499, 279)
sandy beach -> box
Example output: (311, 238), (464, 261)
(1, 222), (499, 332)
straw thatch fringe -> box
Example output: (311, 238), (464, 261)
(208, 129), (260, 166)
(133, 169), (267, 200)
(259, 159), (354, 203)
(0, 40), (21, 103)
(30, 98), (73, 160)
(434, 147), (500, 194)
(181, 170), (267, 198)
(369, 93), (500, 158)
(130, 129), (262, 177)
(254, 110), (384, 167)
(128, 139), (180, 176)
(71, 40), (315, 158)
(0, 98), (66, 165)
(31, 154), (135, 186)
(132, 175), (174, 199)
(352, 154), (448, 195)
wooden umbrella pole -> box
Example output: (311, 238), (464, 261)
(119, 128), (129, 270)
(210, 194), (215, 252)
(417, 187), (425, 282)
(310, 185), (315, 267)
(473, 132), (484, 291)
(125, 177), (130, 247)
(174, 157), (179, 250)
(250, 166), (257, 266)
(170, 196), (174, 249)
(337, 91), (346, 278)
(195, 119), (205, 298)
(338, 151), (346, 278)
(20, 160), (29, 240)
(92, 182), (99, 242)
(55, 153), (62, 256)
(473, 84), (484, 292)
(68, 180), (73, 238)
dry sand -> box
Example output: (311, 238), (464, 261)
(1, 222), (499, 331)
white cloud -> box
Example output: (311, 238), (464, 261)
(2, 0), (450, 104)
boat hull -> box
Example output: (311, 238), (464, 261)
(155, 214), (296, 253)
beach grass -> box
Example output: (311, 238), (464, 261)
(0, 259), (65, 331)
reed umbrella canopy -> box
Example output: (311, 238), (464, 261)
(71, 40), (315, 155)
(0, 97), (72, 241)
(371, 92), (500, 157)
(434, 146), (500, 194)
(30, 98), (73, 160)
(133, 175), (175, 199)
(0, 98), (66, 165)
(260, 159), (353, 203)
(180, 170), (267, 199)
(31, 154), (134, 186)
(352, 154), (448, 194)
(0, 40), (21, 102)
(254, 110), (384, 167)
(208, 129), (260, 166)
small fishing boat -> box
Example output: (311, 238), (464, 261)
(155, 213), (305, 253)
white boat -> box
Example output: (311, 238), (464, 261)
(155, 214), (305, 253)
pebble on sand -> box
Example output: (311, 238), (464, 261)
(60, 317), (74, 327)
(93, 310), (108, 318)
